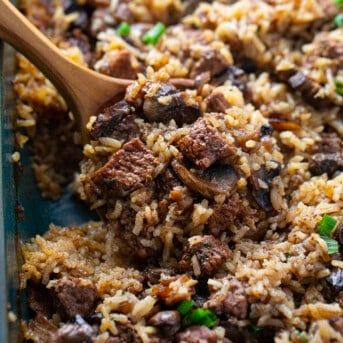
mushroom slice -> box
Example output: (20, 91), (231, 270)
(172, 160), (238, 198)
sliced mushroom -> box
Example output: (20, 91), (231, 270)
(172, 160), (238, 198)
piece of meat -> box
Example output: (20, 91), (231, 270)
(105, 322), (142, 343)
(176, 325), (217, 343)
(309, 132), (343, 176)
(51, 316), (94, 343)
(179, 235), (230, 277)
(25, 314), (57, 343)
(96, 50), (140, 80)
(142, 82), (200, 125)
(208, 193), (240, 237)
(28, 282), (53, 318)
(65, 29), (93, 65)
(90, 138), (157, 197)
(90, 100), (139, 140)
(177, 118), (234, 169)
(310, 33), (343, 64)
(53, 278), (97, 320)
(190, 50), (231, 79)
(148, 311), (181, 336)
(205, 276), (248, 319)
(329, 317), (343, 334)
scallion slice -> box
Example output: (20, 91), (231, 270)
(183, 308), (217, 328)
(177, 300), (195, 316)
(335, 80), (343, 96)
(318, 214), (337, 236)
(117, 22), (131, 36)
(320, 236), (339, 255)
(143, 22), (166, 45)
(334, 13), (343, 27)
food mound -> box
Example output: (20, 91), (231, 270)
(16, 0), (342, 342)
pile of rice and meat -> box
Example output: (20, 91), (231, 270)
(15, 0), (343, 342)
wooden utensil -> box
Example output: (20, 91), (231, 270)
(0, 0), (133, 140)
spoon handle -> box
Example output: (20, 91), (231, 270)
(0, 0), (80, 100)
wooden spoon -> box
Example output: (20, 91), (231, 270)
(0, 0), (135, 140)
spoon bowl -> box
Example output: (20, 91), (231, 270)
(0, 0), (133, 140)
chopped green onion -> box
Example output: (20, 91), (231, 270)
(335, 0), (343, 6)
(117, 22), (131, 36)
(177, 300), (195, 316)
(143, 22), (166, 45)
(183, 308), (217, 328)
(318, 214), (337, 237)
(248, 324), (263, 334)
(320, 236), (339, 255)
(295, 330), (308, 343)
(335, 80), (343, 96)
(334, 13), (343, 27)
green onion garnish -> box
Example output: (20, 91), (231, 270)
(320, 236), (339, 255)
(318, 214), (337, 237)
(248, 324), (263, 334)
(177, 300), (195, 316)
(117, 22), (131, 36)
(335, 80), (343, 96)
(183, 308), (217, 328)
(143, 22), (166, 45)
(335, 0), (343, 6)
(295, 330), (308, 343)
(334, 13), (343, 27)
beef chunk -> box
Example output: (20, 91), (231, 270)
(96, 50), (140, 80)
(311, 33), (343, 63)
(309, 132), (343, 176)
(176, 325), (217, 343)
(53, 278), (97, 320)
(142, 82), (200, 125)
(90, 100), (139, 140)
(51, 316), (94, 343)
(177, 119), (234, 169)
(208, 193), (240, 237)
(28, 282), (53, 318)
(91, 138), (157, 197)
(26, 314), (57, 343)
(330, 317), (343, 334)
(205, 276), (248, 319)
(190, 50), (230, 79)
(148, 311), (181, 336)
(106, 322), (142, 343)
(179, 235), (230, 277)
